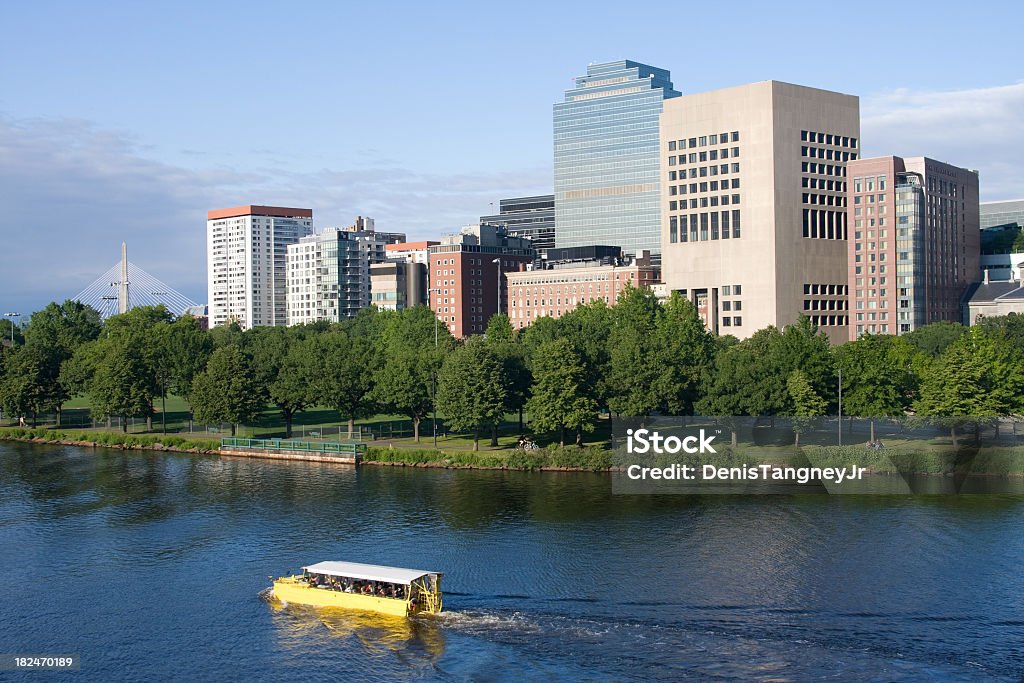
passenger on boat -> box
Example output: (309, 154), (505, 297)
(362, 582), (373, 595)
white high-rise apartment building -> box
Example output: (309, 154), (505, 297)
(207, 205), (313, 329)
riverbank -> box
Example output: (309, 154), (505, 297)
(0, 428), (613, 471)
(5, 427), (1024, 476)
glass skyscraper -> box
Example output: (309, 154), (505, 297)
(554, 60), (680, 258)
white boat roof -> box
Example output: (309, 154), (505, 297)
(302, 561), (441, 585)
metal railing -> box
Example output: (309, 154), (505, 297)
(220, 438), (367, 457)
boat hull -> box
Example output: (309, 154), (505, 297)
(273, 578), (413, 617)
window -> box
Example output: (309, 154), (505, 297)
(733, 316), (742, 326)
(722, 301), (731, 311)
(732, 210), (741, 238)
(668, 141), (676, 151)
(731, 131), (739, 142)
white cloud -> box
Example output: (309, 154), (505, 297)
(861, 82), (1024, 200)
(0, 114), (551, 316)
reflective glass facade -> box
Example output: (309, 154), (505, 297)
(554, 60), (679, 258)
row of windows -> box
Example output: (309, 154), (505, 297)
(721, 300), (742, 311)
(801, 146), (857, 162)
(802, 193), (846, 208)
(804, 283), (849, 295)
(668, 147), (740, 165)
(667, 131), (740, 150)
(853, 193), (887, 204)
(810, 315), (848, 327)
(803, 178), (846, 192)
(721, 316), (743, 327)
(670, 179), (741, 195)
(800, 131), (857, 148)
(804, 299), (849, 311)
(802, 209), (848, 240)
(853, 176), (887, 192)
(670, 194), (741, 210)
(668, 163), (742, 179)
(802, 162), (846, 177)
(669, 211), (742, 243)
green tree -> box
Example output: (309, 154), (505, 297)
(655, 293), (714, 415)
(437, 340), (507, 451)
(835, 334), (913, 442)
(905, 320), (966, 357)
(787, 369), (827, 447)
(0, 345), (61, 426)
(372, 306), (453, 443)
(913, 328), (1001, 448)
(774, 316), (837, 411)
(269, 341), (316, 438)
(606, 285), (662, 422)
(24, 300), (102, 355)
(0, 319), (24, 347)
(165, 315), (214, 430)
(556, 300), (614, 436)
(696, 334), (781, 446)
(22, 300), (102, 425)
(191, 346), (264, 437)
(485, 314), (531, 438)
(309, 328), (381, 438)
(88, 339), (155, 432)
(527, 339), (598, 446)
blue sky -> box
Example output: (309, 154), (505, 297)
(2, 0), (1022, 314)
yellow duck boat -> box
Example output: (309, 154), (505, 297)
(273, 561), (443, 617)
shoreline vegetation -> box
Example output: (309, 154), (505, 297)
(3, 427), (1023, 477)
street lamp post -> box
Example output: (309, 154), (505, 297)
(4, 312), (21, 346)
(838, 365), (843, 447)
(491, 258), (502, 318)
(428, 288), (440, 449)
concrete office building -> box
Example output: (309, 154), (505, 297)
(428, 225), (535, 338)
(846, 157), (979, 338)
(554, 60), (680, 259)
(660, 81), (860, 344)
(506, 248), (659, 329)
(207, 205), (313, 329)
(480, 195), (555, 256)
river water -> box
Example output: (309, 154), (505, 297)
(1, 442), (1022, 681)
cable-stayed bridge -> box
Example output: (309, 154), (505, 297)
(72, 242), (199, 320)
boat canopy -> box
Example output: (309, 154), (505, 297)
(302, 561), (441, 585)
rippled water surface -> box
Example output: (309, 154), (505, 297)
(1, 442), (1023, 681)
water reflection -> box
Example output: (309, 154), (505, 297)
(268, 599), (446, 666)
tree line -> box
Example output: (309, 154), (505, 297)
(2, 290), (1024, 450)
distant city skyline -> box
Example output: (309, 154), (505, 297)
(2, 0), (1022, 314)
